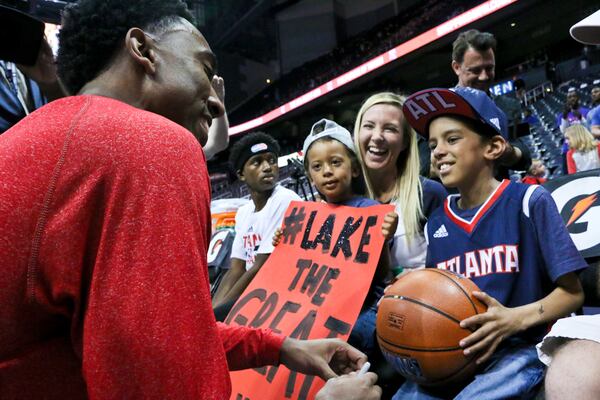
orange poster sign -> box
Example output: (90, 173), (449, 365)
(225, 200), (393, 400)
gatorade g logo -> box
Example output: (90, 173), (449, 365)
(566, 193), (598, 228)
(550, 176), (600, 257)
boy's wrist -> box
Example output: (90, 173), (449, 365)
(513, 302), (543, 332)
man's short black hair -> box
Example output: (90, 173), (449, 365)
(229, 131), (281, 172)
(57, 0), (194, 94)
(452, 29), (497, 64)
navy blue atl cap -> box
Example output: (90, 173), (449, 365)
(402, 87), (508, 139)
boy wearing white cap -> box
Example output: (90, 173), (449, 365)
(301, 119), (398, 358)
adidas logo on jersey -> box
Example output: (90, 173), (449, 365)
(433, 224), (448, 238)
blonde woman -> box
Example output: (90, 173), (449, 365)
(354, 92), (447, 274)
(565, 125), (600, 174)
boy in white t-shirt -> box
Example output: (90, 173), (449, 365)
(212, 132), (300, 316)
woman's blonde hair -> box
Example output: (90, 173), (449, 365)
(566, 125), (597, 152)
(353, 92), (423, 238)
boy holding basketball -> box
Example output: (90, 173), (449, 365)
(392, 87), (587, 399)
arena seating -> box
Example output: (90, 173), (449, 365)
(212, 71), (600, 203)
(231, 0), (479, 122)
(520, 72), (600, 178)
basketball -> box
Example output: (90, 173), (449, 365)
(376, 269), (487, 387)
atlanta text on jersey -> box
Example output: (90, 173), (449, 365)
(435, 244), (519, 278)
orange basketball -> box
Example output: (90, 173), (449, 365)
(376, 269), (487, 387)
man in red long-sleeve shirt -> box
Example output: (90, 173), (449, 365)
(0, 1), (374, 399)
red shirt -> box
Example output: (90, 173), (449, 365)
(521, 176), (547, 185)
(566, 144), (600, 174)
(0, 96), (283, 399)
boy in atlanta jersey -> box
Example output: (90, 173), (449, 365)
(393, 86), (587, 399)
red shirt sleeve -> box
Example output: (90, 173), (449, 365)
(217, 322), (285, 370)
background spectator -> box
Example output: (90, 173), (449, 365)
(522, 159), (547, 184)
(0, 5), (65, 133)
(565, 124), (600, 173)
(451, 29), (532, 177)
(212, 132), (300, 318)
(557, 87), (589, 134)
(588, 85), (600, 139)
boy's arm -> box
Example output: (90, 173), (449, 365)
(459, 273), (584, 364)
(216, 253), (271, 306)
(517, 272), (583, 329)
(212, 258), (246, 307)
(460, 186), (587, 364)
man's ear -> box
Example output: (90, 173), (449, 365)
(451, 60), (461, 77)
(125, 28), (156, 75)
(236, 169), (245, 182)
(484, 135), (507, 161)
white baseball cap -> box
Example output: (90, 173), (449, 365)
(302, 118), (356, 156)
(570, 9), (600, 45)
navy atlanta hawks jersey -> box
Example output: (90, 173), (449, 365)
(425, 180), (587, 341)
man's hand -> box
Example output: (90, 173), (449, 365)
(17, 37), (57, 85)
(279, 338), (367, 380)
(498, 141), (522, 167)
(315, 372), (382, 400)
(211, 75), (225, 102)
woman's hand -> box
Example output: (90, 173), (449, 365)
(381, 212), (398, 241)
